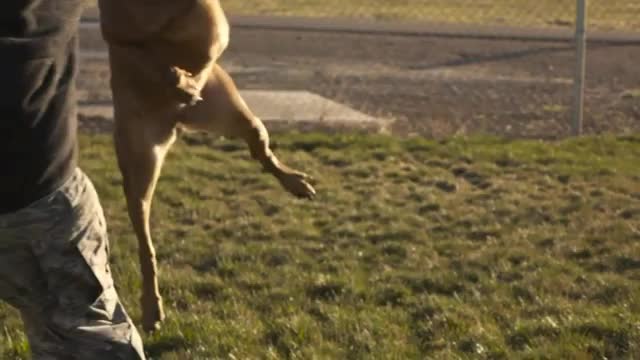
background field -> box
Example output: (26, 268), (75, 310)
(221, 0), (640, 30)
(2, 133), (638, 359)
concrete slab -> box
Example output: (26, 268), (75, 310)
(78, 90), (390, 133)
(76, 20), (390, 134)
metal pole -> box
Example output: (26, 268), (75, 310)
(572, 0), (587, 136)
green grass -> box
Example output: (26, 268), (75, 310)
(621, 89), (640, 99)
(221, 0), (640, 30)
(2, 133), (640, 359)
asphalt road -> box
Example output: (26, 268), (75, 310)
(78, 20), (640, 138)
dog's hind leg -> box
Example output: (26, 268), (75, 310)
(179, 64), (316, 199)
(113, 108), (177, 332)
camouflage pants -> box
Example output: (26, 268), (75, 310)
(0, 168), (145, 359)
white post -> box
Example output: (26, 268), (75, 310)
(572, 0), (587, 136)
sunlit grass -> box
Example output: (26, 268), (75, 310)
(1, 133), (639, 358)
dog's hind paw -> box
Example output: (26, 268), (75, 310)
(141, 295), (166, 333)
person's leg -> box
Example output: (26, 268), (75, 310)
(0, 188), (67, 357)
(0, 209), (49, 319)
(0, 168), (145, 359)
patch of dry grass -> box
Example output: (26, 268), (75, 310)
(221, 0), (640, 30)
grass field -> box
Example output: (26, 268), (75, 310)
(221, 0), (640, 30)
(1, 133), (639, 359)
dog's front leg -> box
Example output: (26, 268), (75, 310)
(179, 64), (316, 199)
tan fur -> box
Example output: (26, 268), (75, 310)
(98, 0), (316, 332)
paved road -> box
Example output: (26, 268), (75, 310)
(78, 20), (640, 138)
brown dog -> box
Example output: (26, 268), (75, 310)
(97, 0), (316, 332)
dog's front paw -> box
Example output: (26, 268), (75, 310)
(168, 67), (204, 105)
(277, 169), (316, 199)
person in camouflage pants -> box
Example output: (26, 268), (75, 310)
(0, 170), (145, 359)
(0, 0), (146, 358)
